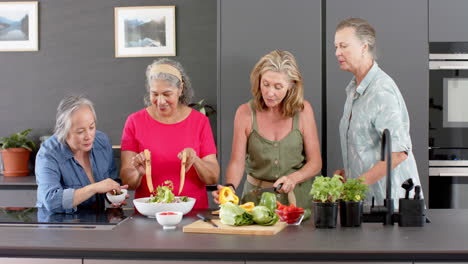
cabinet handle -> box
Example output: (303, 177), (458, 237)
(439, 66), (468, 70)
(440, 172), (468, 177)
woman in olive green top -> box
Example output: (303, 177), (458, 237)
(212, 50), (322, 209)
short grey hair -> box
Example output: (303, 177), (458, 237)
(336, 17), (376, 58)
(144, 58), (193, 106)
(54, 95), (96, 144)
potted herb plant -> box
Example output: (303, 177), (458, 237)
(0, 129), (36, 176)
(188, 99), (216, 117)
(340, 178), (369, 227)
(309, 175), (343, 228)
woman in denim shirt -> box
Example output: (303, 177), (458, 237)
(36, 96), (128, 213)
(333, 18), (422, 208)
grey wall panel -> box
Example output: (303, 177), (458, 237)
(326, 0), (429, 197)
(429, 0), (468, 42)
(219, 0), (322, 189)
(0, 0), (216, 146)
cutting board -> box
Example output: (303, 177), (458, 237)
(183, 220), (287, 235)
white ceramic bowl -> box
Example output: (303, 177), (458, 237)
(106, 189), (128, 204)
(155, 211), (183, 229)
(133, 197), (196, 218)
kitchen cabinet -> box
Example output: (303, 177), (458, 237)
(429, 0), (468, 42)
(218, 0), (322, 192)
(325, 0), (429, 196)
(0, 189), (37, 207)
(0, 258), (80, 264)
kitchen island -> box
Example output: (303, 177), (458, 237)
(0, 209), (465, 263)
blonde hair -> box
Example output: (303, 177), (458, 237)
(250, 50), (304, 117)
(336, 17), (376, 58)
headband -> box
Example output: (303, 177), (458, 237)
(150, 64), (183, 82)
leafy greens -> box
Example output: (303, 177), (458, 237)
(220, 202), (254, 226)
(147, 180), (189, 203)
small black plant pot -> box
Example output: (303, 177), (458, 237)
(313, 201), (338, 228)
(339, 200), (363, 227)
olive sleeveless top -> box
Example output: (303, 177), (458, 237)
(241, 101), (313, 209)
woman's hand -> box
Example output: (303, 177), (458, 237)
(110, 185), (130, 208)
(93, 178), (122, 194)
(177, 148), (198, 171)
(212, 184), (234, 204)
(334, 169), (346, 182)
(274, 176), (296, 194)
(131, 152), (147, 177)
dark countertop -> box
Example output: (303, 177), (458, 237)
(0, 209), (467, 262)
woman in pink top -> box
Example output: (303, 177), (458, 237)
(120, 58), (220, 209)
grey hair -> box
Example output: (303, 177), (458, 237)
(336, 17), (376, 58)
(144, 58), (193, 106)
(54, 95), (96, 144)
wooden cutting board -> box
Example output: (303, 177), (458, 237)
(183, 220), (287, 235)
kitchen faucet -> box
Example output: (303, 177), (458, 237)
(363, 128), (396, 225)
(381, 128), (394, 225)
(362, 129), (429, 226)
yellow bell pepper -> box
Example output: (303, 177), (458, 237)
(219, 187), (239, 205)
(239, 202), (255, 212)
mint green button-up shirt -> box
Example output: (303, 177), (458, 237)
(339, 62), (422, 208)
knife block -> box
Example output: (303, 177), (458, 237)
(398, 198), (426, 227)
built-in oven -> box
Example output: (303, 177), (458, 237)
(429, 42), (468, 208)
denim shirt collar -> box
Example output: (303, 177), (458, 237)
(57, 141), (74, 162)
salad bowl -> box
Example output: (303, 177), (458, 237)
(133, 197), (196, 218)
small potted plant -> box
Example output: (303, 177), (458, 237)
(189, 99), (216, 117)
(0, 129), (36, 176)
(340, 178), (369, 227)
(309, 175), (343, 228)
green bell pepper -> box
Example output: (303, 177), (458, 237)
(259, 192), (277, 212)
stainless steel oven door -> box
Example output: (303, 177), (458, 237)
(429, 72), (468, 148)
(429, 160), (468, 208)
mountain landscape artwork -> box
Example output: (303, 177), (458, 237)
(0, 2), (38, 52)
(0, 10), (29, 41)
(124, 16), (166, 48)
(115, 6), (175, 57)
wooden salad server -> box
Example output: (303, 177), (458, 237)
(144, 149), (154, 194)
(178, 150), (187, 195)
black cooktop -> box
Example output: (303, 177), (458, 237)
(0, 207), (132, 226)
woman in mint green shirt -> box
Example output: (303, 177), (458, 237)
(333, 18), (422, 208)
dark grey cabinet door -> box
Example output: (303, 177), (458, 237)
(218, 0), (322, 190)
(326, 0), (429, 196)
(430, 0), (468, 42)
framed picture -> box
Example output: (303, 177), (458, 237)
(115, 6), (176, 58)
(0, 1), (38, 52)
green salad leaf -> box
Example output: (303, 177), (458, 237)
(220, 202), (254, 226)
(251, 205), (279, 226)
(147, 180), (189, 203)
